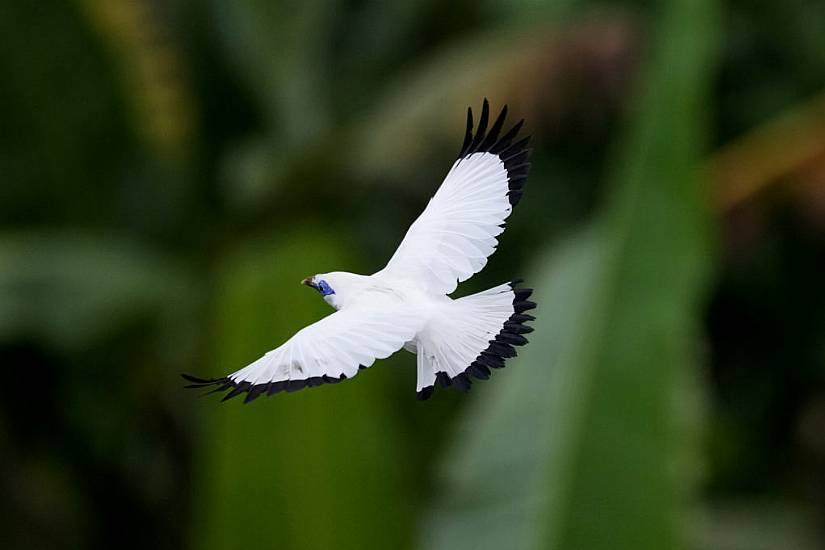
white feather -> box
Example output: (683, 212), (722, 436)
(189, 102), (534, 401)
(375, 152), (512, 295)
(231, 297), (422, 386)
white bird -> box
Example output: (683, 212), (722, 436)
(183, 99), (535, 402)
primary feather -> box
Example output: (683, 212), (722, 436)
(184, 99), (535, 402)
(377, 100), (529, 295)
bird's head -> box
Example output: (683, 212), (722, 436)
(302, 274), (336, 296)
(302, 271), (366, 309)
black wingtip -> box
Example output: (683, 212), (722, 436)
(183, 371), (354, 403)
(181, 373), (216, 384)
(456, 101), (531, 207)
(221, 383), (248, 402)
(459, 106), (474, 157)
(468, 100), (491, 154)
(479, 104), (508, 151)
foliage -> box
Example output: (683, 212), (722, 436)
(421, 1), (717, 548)
(2, 0), (825, 549)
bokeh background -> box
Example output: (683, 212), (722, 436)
(2, 0), (825, 549)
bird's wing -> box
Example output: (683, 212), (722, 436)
(183, 306), (421, 403)
(377, 99), (531, 294)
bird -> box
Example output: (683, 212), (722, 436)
(182, 99), (536, 402)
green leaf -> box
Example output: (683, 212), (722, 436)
(419, 1), (719, 549)
(208, 0), (335, 140)
(193, 226), (416, 550)
(0, 233), (194, 352)
(420, 230), (607, 550)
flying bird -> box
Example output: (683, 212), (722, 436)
(183, 99), (536, 402)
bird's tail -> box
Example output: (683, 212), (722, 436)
(415, 281), (536, 400)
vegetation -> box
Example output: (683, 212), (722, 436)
(2, 0), (825, 549)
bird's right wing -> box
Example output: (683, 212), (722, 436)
(376, 99), (530, 295)
(183, 306), (421, 403)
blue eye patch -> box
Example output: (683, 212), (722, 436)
(317, 280), (335, 296)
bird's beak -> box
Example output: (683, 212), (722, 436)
(301, 277), (317, 289)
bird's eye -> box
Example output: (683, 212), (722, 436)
(317, 280), (335, 296)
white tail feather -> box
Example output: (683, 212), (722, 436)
(415, 283), (529, 399)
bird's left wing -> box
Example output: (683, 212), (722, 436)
(376, 99), (530, 295)
(183, 306), (421, 403)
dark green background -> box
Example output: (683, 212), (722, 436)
(2, 0), (825, 549)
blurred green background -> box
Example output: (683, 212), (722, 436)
(2, 0), (825, 549)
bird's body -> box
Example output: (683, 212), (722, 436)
(184, 100), (536, 402)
